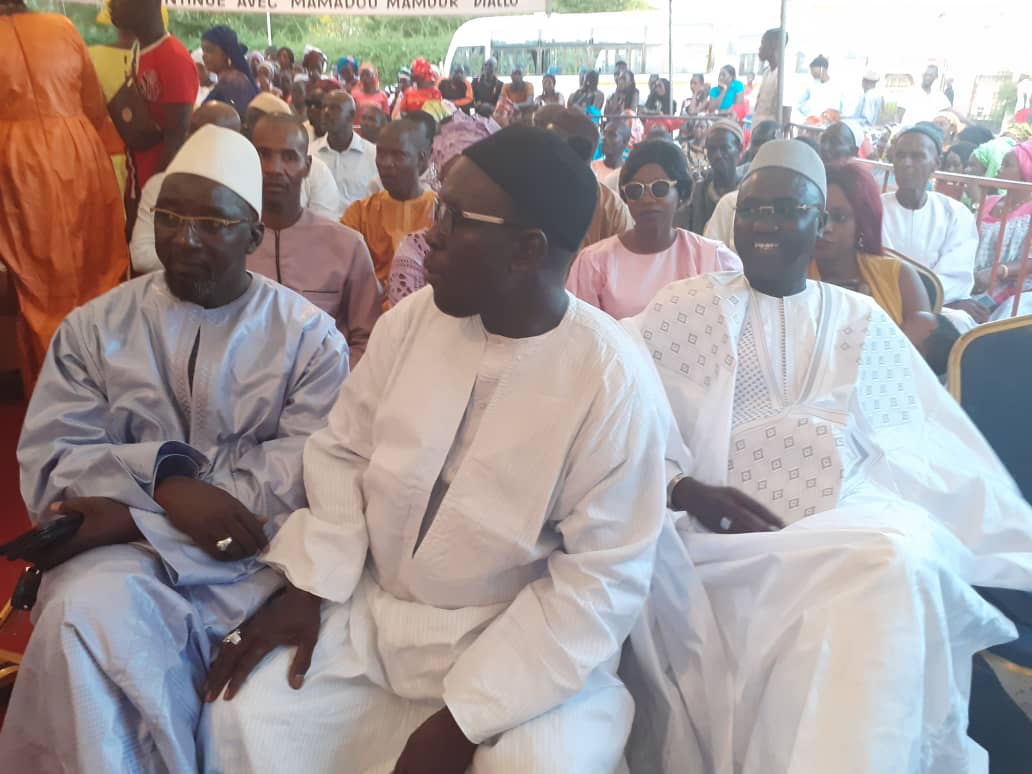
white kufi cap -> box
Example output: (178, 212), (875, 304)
(249, 92), (292, 116)
(745, 139), (828, 203)
(165, 124), (263, 218)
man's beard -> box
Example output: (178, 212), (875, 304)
(165, 271), (219, 307)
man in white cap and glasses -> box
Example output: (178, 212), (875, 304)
(131, 99), (244, 273)
(132, 95), (344, 275)
(0, 125), (349, 773)
(624, 140), (1032, 773)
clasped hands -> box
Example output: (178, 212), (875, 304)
(31, 475), (266, 570)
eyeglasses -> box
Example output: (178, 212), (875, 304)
(433, 200), (521, 234)
(621, 179), (679, 201)
(153, 208), (252, 237)
(734, 203), (824, 222)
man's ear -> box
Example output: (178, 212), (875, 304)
(510, 229), (549, 273)
(247, 223), (266, 254)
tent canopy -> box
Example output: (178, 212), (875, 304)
(62, 0), (547, 17)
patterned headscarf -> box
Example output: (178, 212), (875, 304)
(410, 58), (434, 85)
(429, 106), (501, 192)
(1004, 122), (1032, 143)
(337, 56), (359, 79)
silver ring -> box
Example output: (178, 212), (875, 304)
(719, 517), (733, 531)
(216, 536), (234, 553)
(223, 629), (243, 646)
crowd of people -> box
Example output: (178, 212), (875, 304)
(2, 0), (1032, 772)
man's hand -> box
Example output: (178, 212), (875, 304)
(392, 708), (478, 774)
(973, 268), (993, 294)
(945, 298), (991, 325)
(671, 477), (785, 534)
(153, 476), (268, 561)
(31, 497), (142, 570)
(204, 585), (322, 702)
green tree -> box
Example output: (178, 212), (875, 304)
(31, 0), (649, 80)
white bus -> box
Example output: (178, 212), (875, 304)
(443, 12), (720, 110)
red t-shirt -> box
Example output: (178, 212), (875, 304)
(399, 86), (442, 115)
(351, 86), (390, 115)
(134, 35), (198, 190)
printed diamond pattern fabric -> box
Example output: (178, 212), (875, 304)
(728, 415), (845, 523)
(855, 312), (920, 429)
(638, 279), (746, 391)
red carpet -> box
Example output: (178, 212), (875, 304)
(0, 397), (31, 656)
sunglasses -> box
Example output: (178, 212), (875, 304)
(621, 179), (679, 201)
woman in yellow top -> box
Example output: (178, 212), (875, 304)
(811, 161), (937, 356)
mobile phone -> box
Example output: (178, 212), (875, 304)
(0, 514), (84, 562)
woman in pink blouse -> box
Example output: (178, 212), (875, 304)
(350, 61), (389, 120)
(567, 139), (741, 319)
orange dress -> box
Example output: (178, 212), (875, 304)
(0, 12), (129, 394)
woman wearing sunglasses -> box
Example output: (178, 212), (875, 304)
(567, 139), (741, 319)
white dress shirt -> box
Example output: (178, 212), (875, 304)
(312, 132), (378, 211)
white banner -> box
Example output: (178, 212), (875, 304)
(61, 0), (546, 16)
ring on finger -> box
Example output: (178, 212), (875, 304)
(223, 629), (243, 646)
(216, 536), (234, 553)
(719, 516), (733, 531)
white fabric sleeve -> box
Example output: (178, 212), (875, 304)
(130, 175), (164, 274)
(442, 366), (668, 742)
(304, 157), (344, 221)
(260, 302), (408, 602)
(703, 191), (737, 252)
(935, 201), (978, 302)
(852, 312), (1032, 589)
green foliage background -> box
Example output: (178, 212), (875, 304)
(30, 0), (646, 79)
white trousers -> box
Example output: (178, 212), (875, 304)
(202, 597), (633, 774)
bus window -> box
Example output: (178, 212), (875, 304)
(452, 46), (486, 75)
(645, 43), (711, 78)
(593, 47), (643, 75)
(493, 45), (541, 75)
(541, 45), (597, 76)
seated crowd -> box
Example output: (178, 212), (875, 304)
(2, 2), (1032, 773)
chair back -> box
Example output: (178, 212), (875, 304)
(884, 248), (944, 313)
(948, 314), (1032, 501)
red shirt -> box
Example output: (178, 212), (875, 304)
(134, 34), (197, 190)
(351, 86), (390, 115)
(399, 86), (442, 115)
